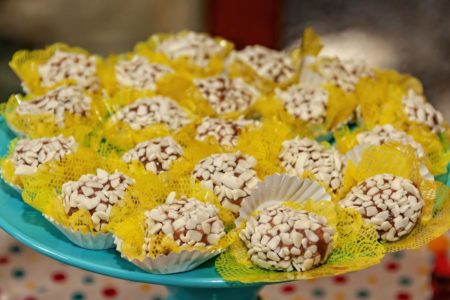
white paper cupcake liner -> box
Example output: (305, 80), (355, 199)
(114, 236), (222, 274)
(237, 174), (331, 226)
(45, 215), (114, 250)
(344, 143), (434, 181)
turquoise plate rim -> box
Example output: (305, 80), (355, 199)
(0, 117), (448, 288)
(0, 118), (257, 288)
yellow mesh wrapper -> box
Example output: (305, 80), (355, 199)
(179, 82), (265, 120)
(355, 69), (424, 130)
(336, 142), (450, 252)
(100, 91), (196, 151)
(109, 172), (237, 261)
(215, 201), (385, 283)
(236, 119), (294, 178)
(3, 91), (107, 140)
(324, 84), (358, 130)
(20, 144), (128, 233)
(245, 95), (319, 138)
(228, 58), (299, 94)
(134, 31), (233, 77)
(0, 138), (21, 188)
(9, 43), (102, 95)
(98, 52), (193, 100)
(334, 124), (449, 176)
(291, 26), (323, 62)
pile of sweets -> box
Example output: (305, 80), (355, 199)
(1, 28), (449, 281)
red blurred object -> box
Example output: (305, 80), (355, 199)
(208, 0), (281, 49)
(432, 252), (450, 299)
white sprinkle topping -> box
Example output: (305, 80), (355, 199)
(13, 135), (77, 175)
(38, 50), (99, 92)
(143, 193), (225, 252)
(116, 55), (173, 91)
(240, 205), (334, 272)
(61, 169), (135, 231)
(114, 96), (190, 131)
(16, 86), (91, 127)
(339, 174), (423, 242)
(121, 137), (183, 174)
(192, 152), (258, 214)
(194, 75), (259, 114)
(233, 45), (296, 84)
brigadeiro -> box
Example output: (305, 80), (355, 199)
(193, 75), (260, 115)
(144, 192), (226, 249)
(195, 117), (256, 147)
(2, 135), (77, 191)
(114, 96), (191, 131)
(339, 174), (424, 242)
(115, 55), (173, 91)
(240, 204), (334, 272)
(192, 152), (259, 214)
(279, 137), (343, 193)
(50, 168), (135, 249)
(121, 137), (183, 174)
(275, 84), (328, 125)
(116, 192), (227, 274)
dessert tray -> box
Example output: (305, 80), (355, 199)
(0, 118), (264, 300)
(1, 28), (449, 300)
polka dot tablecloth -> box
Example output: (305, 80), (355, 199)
(0, 229), (432, 300)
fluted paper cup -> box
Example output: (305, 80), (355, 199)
(237, 174), (331, 226)
(114, 236), (222, 274)
(45, 215), (114, 250)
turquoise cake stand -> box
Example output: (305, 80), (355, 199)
(1, 116), (449, 300)
(0, 118), (263, 300)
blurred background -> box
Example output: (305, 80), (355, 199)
(0, 0), (449, 118)
(0, 1), (449, 299)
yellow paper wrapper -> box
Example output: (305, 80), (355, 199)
(134, 31), (233, 77)
(9, 43), (103, 95)
(99, 90), (196, 151)
(20, 143), (129, 234)
(109, 172), (236, 262)
(2, 89), (107, 141)
(215, 200), (384, 283)
(98, 52), (193, 100)
(336, 142), (450, 252)
(227, 55), (299, 94)
(334, 123), (450, 176)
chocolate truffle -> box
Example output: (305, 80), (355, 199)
(339, 174), (424, 242)
(279, 138), (343, 192)
(194, 75), (259, 115)
(402, 89), (444, 133)
(144, 192), (225, 251)
(193, 152), (258, 214)
(156, 32), (224, 67)
(114, 96), (190, 131)
(356, 124), (425, 158)
(16, 86), (91, 127)
(233, 45), (296, 84)
(13, 135), (77, 175)
(121, 137), (183, 174)
(38, 50), (99, 92)
(62, 169), (135, 231)
(196, 117), (256, 147)
(240, 205), (334, 272)
(115, 55), (173, 91)
(275, 84), (328, 124)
